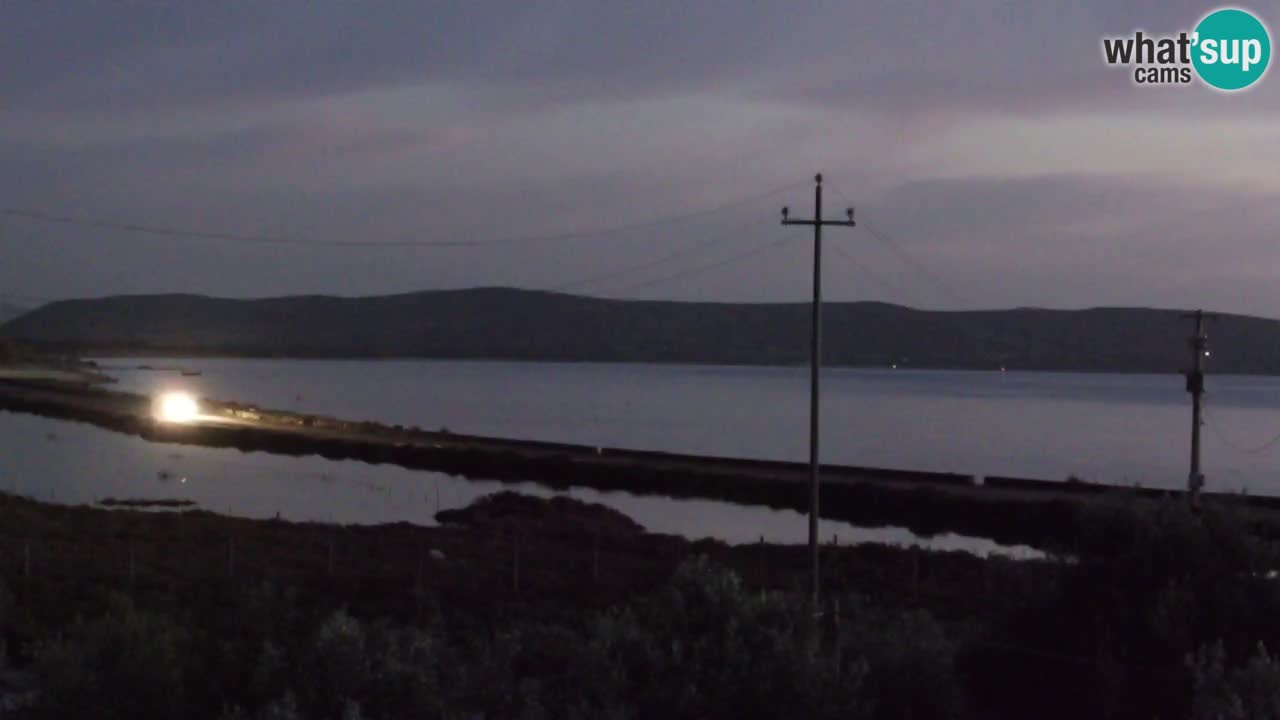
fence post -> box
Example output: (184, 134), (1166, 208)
(512, 537), (520, 593)
(416, 540), (424, 594)
(592, 533), (600, 586)
(911, 549), (920, 599)
(831, 597), (843, 667)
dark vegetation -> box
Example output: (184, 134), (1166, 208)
(6, 287), (1280, 373)
(0, 340), (35, 365)
(1, 490), (1280, 717)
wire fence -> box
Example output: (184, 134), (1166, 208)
(0, 522), (1195, 685)
(0, 513), (689, 608)
(0, 510), (1029, 609)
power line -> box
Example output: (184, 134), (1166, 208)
(821, 180), (1160, 368)
(603, 232), (801, 295)
(0, 181), (806, 251)
(821, 182), (968, 307)
(1204, 408), (1280, 456)
(857, 218), (970, 306)
(4, 209), (373, 248)
(826, 241), (901, 298)
(479, 180), (806, 247)
(792, 201), (897, 299)
(549, 215), (770, 293)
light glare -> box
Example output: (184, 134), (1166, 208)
(154, 391), (200, 424)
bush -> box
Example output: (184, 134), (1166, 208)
(13, 558), (960, 720)
(30, 594), (186, 719)
(360, 621), (447, 719)
(254, 610), (451, 720)
(974, 500), (1280, 719)
(566, 557), (881, 719)
(447, 557), (885, 720)
(477, 556), (963, 720)
(0, 577), (8, 668)
(300, 610), (370, 717)
(260, 692), (304, 720)
(838, 599), (962, 719)
(1191, 640), (1280, 720)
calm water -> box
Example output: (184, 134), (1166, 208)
(0, 410), (1037, 557)
(102, 358), (1280, 493)
(5, 358), (1278, 557)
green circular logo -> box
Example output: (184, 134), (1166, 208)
(1193, 8), (1271, 91)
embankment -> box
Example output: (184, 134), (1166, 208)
(0, 379), (1269, 550)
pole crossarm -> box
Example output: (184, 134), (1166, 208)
(782, 219), (857, 227)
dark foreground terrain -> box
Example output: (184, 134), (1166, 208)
(1, 489), (1279, 719)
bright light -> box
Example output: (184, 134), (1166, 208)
(153, 391), (200, 424)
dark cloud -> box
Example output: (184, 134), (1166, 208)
(6, 0), (1234, 116)
(3, 2), (1280, 315)
(3, 2), (782, 114)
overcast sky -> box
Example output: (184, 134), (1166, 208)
(4, 1), (1280, 314)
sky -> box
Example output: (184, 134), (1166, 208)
(4, 1), (1280, 314)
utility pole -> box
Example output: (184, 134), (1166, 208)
(1182, 309), (1209, 500)
(782, 173), (854, 612)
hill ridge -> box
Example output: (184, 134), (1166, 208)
(3, 287), (1276, 374)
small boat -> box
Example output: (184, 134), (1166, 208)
(180, 369), (203, 377)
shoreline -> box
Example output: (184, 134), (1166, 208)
(2, 378), (1275, 550)
(78, 349), (1219, 376)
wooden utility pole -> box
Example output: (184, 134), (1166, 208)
(782, 173), (855, 611)
(1183, 310), (1210, 500)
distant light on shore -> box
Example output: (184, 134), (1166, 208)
(153, 391), (200, 424)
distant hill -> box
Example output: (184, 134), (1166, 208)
(2, 287), (1278, 374)
(0, 302), (29, 325)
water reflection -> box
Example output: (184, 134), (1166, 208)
(0, 410), (1038, 558)
(99, 357), (1280, 493)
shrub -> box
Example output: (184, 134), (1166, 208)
(30, 594), (186, 719)
(577, 557), (878, 720)
(449, 557), (884, 720)
(260, 691), (304, 720)
(0, 577), (8, 668)
(1191, 640), (1280, 720)
(299, 610), (370, 717)
(14, 557), (962, 720)
(361, 621), (447, 719)
(976, 500), (1280, 719)
(838, 599), (962, 719)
